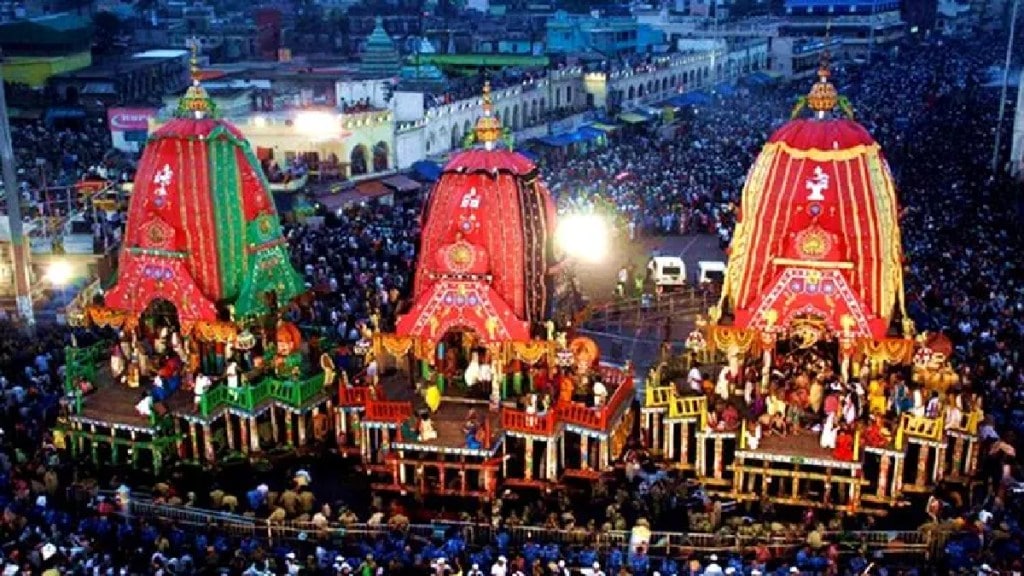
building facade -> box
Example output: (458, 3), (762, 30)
(545, 11), (665, 55)
(769, 36), (842, 78)
(0, 14), (93, 88)
(781, 0), (905, 58)
(148, 44), (751, 179)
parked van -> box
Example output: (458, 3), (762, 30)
(648, 256), (687, 290)
(697, 261), (727, 284)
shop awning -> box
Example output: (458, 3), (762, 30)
(577, 126), (605, 141)
(382, 174), (422, 193)
(668, 91), (712, 107)
(316, 190), (362, 211)
(518, 149), (540, 162)
(539, 133), (574, 147)
(714, 82), (736, 96)
(82, 82), (116, 95)
(743, 71), (781, 86)
(590, 122), (618, 132)
(618, 112), (651, 124)
(411, 160), (442, 181)
(355, 180), (392, 199)
(7, 108), (43, 121)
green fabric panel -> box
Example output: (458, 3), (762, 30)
(234, 242), (306, 317)
(208, 137), (246, 301)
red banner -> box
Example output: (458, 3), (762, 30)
(107, 107), (157, 132)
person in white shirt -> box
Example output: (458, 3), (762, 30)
(366, 355), (379, 386)
(490, 556), (507, 576)
(593, 379), (608, 407)
(704, 555), (723, 576)
(479, 358), (493, 389)
(925, 392), (941, 419)
(745, 419), (762, 450)
(911, 386), (925, 417)
(465, 353), (481, 388)
(226, 361), (239, 397)
(819, 412), (839, 450)
(193, 373), (211, 407)
(135, 395), (153, 417)
(715, 366), (735, 401)
(687, 365), (703, 393)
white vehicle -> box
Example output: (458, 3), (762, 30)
(648, 256), (687, 290)
(697, 261), (727, 284)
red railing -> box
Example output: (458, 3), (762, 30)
(603, 376), (635, 424)
(558, 369), (635, 431)
(501, 408), (558, 436)
(365, 400), (413, 423)
(558, 402), (603, 429)
(338, 385), (373, 407)
(597, 365), (631, 388)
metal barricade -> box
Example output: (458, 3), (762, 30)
(113, 496), (931, 557)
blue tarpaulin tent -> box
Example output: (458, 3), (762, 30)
(743, 72), (779, 87)
(714, 82), (736, 96)
(667, 91), (712, 107)
(539, 133), (574, 147)
(411, 160), (442, 181)
(518, 149), (540, 162)
(539, 127), (604, 147)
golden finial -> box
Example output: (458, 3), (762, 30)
(189, 37), (201, 84)
(474, 80), (502, 150)
(177, 36), (216, 119)
(806, 21), (838, 116)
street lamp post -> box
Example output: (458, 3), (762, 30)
(0, 58), (35, 331)
(992, 0), (1021, 175)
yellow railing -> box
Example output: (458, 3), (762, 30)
(645, 385), (675, 409)
(895, 413), (944, 449)
(947, 408), (982, 436)
(668, 395), (707, 428)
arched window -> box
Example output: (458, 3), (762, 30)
(372, 141), (389, 172)
(349, 145), (368, 176)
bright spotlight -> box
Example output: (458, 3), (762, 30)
(46, 260), (73, 286)
(556, 214), (609, 264)
(293, 111), (340, 141)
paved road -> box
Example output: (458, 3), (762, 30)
(572, 232), (725, 304)
(573, 233), (726, 371)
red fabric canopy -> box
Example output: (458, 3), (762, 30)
(396, 279), (530, 344)
(723, 116), (905, 339)
(104, 254), (218, 326)
(443, 149), (536, 176)
(734, 267), (887, 339)
(416, 166), (555, 325)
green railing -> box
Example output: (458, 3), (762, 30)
(64, 340), (109, 395)
(277, 373), (326, 407)
(64, 340), (110, 414)
(198, 372), (325, 417)
(199, 383), (231, 417)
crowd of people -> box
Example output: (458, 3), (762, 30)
(0, 27), (1019, 575)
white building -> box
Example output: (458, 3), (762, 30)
(146, 44), (752, 177)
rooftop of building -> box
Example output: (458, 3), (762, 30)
(0, 12), (92, 46)
(133, 49), (190, 59)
